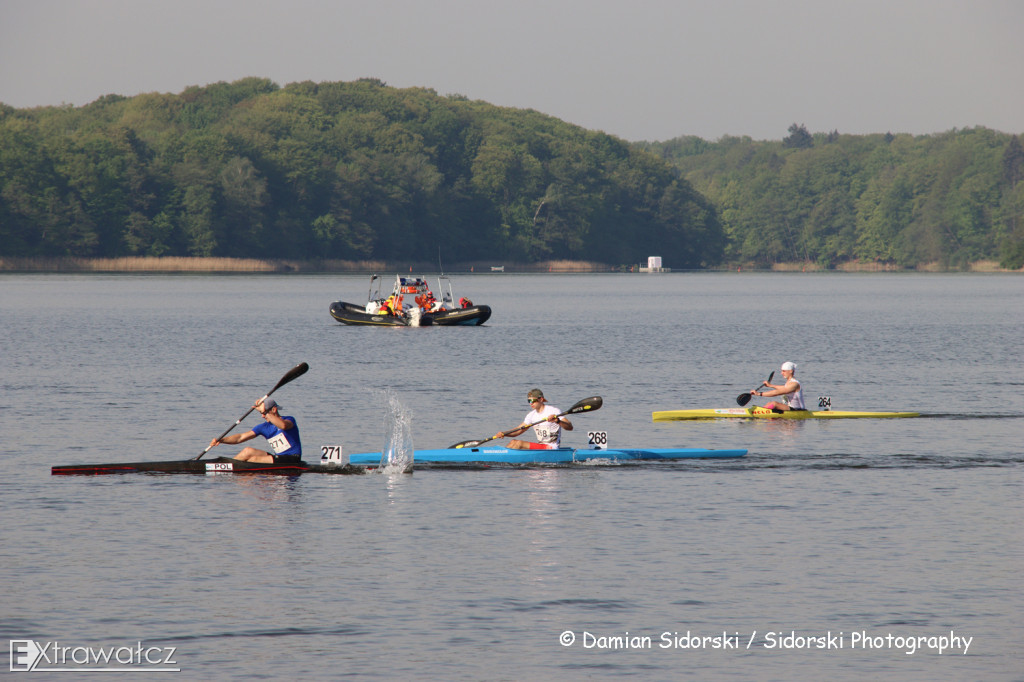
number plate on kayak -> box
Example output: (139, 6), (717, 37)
(320, 445), (348, 466)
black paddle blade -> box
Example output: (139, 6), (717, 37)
(273, 362), (309, 392)
(450, 440), (484, 449)
(736, 372), (773, 406)
(568, 396), (603, 414)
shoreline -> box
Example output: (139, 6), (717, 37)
(0, 256), (1019, 274)
(0, 257), (619, 274)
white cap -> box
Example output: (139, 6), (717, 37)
(781, 361), (796, 371)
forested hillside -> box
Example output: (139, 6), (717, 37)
(4, 78), (1021, 271)
(642, 126), (1024, 269)
(0, 78), (724, 268)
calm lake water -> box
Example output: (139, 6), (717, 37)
(2, 272), (1022, 680)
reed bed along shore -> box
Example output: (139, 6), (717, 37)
(0, 256), (1018, 274)
(768, 259), (1019, 273)
(0, 257), (621, 273)
(0, 257), (397, 273)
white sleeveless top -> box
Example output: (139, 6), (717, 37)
(783, 379), (805, 410)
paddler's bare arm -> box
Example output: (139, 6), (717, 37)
(756, 379), (798, 398)
(495, 423), (530, 439)
(261, 411), (293, 430)
(209, 430), (257, 448)
(547, 414), (573, 430)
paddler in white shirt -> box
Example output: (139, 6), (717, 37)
(751, 361), (806, 411)
(497, 388), (573, 450)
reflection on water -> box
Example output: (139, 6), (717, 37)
(206, 472), (304, 503)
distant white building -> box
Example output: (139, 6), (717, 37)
(640, 256), (668, 273)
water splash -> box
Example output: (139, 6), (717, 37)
(377, 388), (414, 473)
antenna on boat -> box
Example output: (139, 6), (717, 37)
(368, 274), (378, 303)
(437, 247), (451, 305)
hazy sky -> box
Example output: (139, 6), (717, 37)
(2, 0), (1021, 141)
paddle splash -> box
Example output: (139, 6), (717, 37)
(377, 389), (414, 473)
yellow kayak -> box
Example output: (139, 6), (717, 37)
(653, 407), (920, 421)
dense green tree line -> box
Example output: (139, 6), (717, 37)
(642, 126), (1024, 269)
(0, 78), (724, 267)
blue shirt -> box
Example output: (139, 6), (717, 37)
(251, 415), (301, 456)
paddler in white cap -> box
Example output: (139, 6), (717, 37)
(751, 361), (806, 412)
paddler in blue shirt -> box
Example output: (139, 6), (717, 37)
(751, 361), (806, 411)
(207, 398), (302, 463)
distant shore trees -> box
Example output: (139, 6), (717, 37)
(0, 79), (724, 269)
(644, 126), (1024, 269)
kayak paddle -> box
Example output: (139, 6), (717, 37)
(192, 362), (310, 460)
(449, 396), (603, 449)
(736, 371), (774, 407)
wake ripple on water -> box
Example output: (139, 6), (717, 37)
(737, 453), (1024, 471)
(400, 450), (1023, 473)
(151, 624), (372, 643)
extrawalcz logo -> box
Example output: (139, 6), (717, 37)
(10, 639), (180, 673)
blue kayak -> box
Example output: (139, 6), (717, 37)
(347, 446), (747, 466)
(50, 447), (747, 475)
